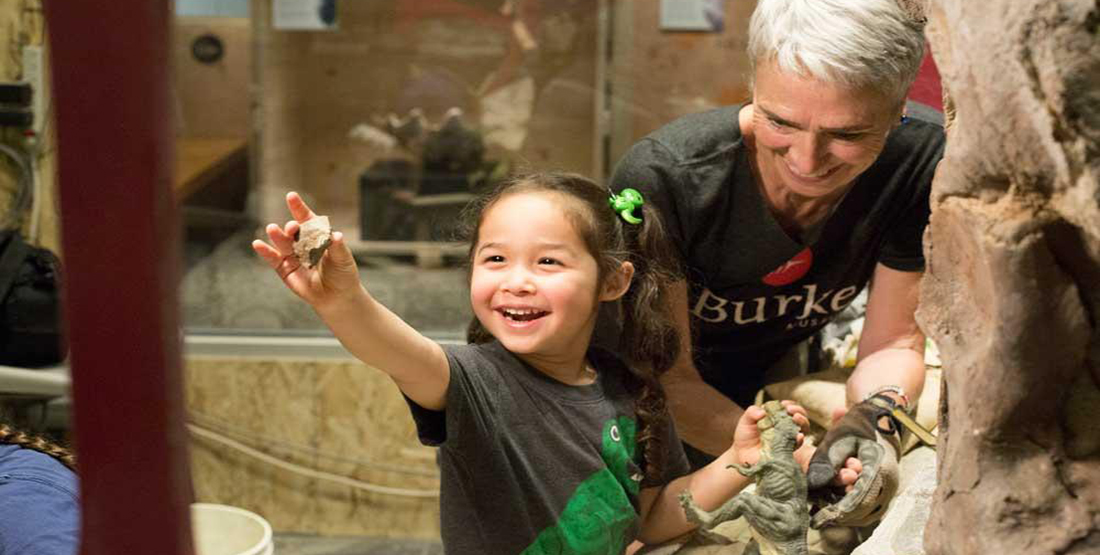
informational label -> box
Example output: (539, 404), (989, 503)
(273, 0), (338, 31)
(659, 0), (725, 32)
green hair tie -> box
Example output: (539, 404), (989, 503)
(609, 188), (644, 225)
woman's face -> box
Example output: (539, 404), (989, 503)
(750, 59), (903, 200)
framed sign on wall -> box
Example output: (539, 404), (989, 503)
(659, 0), (725, 32)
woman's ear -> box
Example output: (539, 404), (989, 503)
(889, 100), (908, 131)
(739, 103), (755, 141)
(600, 261), (635, 302)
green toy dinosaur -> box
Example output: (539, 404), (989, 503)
(679, 401), (809, 555)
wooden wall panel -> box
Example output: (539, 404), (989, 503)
(608, 0), (755, 165)
(174, 17), (252, 139)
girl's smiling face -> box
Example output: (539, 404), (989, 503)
(469, 191), (617, 370)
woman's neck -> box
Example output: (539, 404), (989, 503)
(762, 178), (845, 228)
(748, 149), (850, 237)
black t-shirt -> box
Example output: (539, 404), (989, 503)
(610, 105), (944, 405)
(406, 341), (691, 554)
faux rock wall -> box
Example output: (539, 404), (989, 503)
(186, 356), (441, 537)
(918, 0), (1100, 552)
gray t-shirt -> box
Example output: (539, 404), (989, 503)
(406, 341), (691, 555)
(610, 104), (945, 406)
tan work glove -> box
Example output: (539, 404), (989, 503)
(806, 396), (901, 528)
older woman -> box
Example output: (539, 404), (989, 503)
(610, 0), (943, 527)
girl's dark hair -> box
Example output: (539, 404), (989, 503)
(461, 171), (682, 482)
(0, 422), (76, 471)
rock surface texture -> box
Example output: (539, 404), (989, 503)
(919, 0), (1100, 552)
(293, 215), (332, 268)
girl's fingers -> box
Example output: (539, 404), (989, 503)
(845, 457), (863, 474)
(834, 457), (863, 489)
(781, 400), (807, 417)
(330, 231), (354, 262)
(792, 413), (810, 431)
(285, 220), (300, 235)
(266, 223), (296, 254)
(286, 191), (317, 223)
(780, 402), (810, 431)
(838, 467), (859, 491)
(251, 240), (282, 267)
(274, 255), (302, 280)
(252, 239), (302, 280)
(744, 405), (766, 423)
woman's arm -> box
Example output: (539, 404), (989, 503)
(660, 280), (746, 455)
(804, 263), (924, 516)
(253, 192), (450, 410)
(847, 263), (926, 407)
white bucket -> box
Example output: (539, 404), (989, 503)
(191, 503), (274, 555)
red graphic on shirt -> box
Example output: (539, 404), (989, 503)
(762, 247), (813, 286)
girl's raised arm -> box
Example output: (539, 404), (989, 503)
(252, 192), (450, 410)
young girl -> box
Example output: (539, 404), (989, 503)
(253, 172), (812, 553)
(0, 421), (80, 554)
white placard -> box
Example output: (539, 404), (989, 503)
(274, 0), (337, 31)
(660, 0), (724, 32)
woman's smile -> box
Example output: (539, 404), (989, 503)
(784, 161), (841, 182)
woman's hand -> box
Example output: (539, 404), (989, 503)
(251, 192), (363, 309)
(806, 406), (871, 493)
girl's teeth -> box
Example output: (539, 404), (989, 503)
(502, 308), (545, 321)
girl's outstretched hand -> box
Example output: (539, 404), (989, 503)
(731, 400), (810, 469)
(252, 192), (363, 309)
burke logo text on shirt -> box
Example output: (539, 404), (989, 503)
(691, 284), (859, 326)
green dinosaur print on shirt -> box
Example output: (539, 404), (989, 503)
(601, 416), (641, 498)
(522, 416), (641, 555)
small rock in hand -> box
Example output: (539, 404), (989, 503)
(293, 216), (333, 268)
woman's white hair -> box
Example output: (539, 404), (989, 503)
(747, 0), (926, 104)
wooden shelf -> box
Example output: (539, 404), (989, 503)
(174, 137), (248, 200)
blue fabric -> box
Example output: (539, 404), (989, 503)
(0, 443), (79, 555)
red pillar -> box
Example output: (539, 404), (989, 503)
(42, 2), (194, 554)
